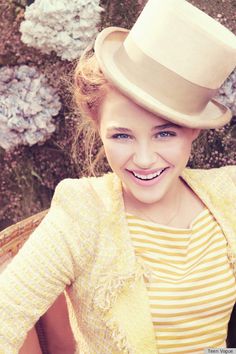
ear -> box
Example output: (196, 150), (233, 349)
(191, 128), (201, 141)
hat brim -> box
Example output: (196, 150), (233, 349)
(94, 27), (232, 129)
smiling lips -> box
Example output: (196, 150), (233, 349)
(128, 168), (168, 181)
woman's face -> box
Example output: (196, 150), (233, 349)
(99, 88), (199, 208)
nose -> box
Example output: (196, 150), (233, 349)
(133, 141), (157, 168)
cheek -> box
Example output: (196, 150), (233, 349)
(103, 142), (131, 168)
(159, 139), (192, 164)
(173, 140), (192, 163)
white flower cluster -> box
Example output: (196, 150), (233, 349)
(0, 65), (61, 151)
(20, 0), (103, 61)
(217, 69), (236, 117)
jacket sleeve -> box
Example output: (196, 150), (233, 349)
(0, 179), (84, 354)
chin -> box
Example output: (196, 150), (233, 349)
(123, 184), (166, 206)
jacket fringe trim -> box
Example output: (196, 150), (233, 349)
(105, 318), (134, 354)
(92, 259), (152, 353)
(93, 257), (152, 312)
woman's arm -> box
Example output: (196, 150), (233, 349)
(1, 258), (42, 354)
(0, 180), (81, 353)
(19, 328), (42, 354)
(1, 256), (75, 354)
(40, 293), (75, 354)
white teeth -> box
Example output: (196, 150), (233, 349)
(133, 169), (164, 180)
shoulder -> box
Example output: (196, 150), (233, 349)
(52, 172), (117, 211)
(182, 167), (236, 211)
(183, 165), (236, 185)
(220, 165), (236, 184)
(49, 173), (120, 239)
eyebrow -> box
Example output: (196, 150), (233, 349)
(107, 123), (181, 133)
(107, 127), (132, 133)
(152, 123), (181, 131)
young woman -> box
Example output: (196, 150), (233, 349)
(0, 0), (236, 353)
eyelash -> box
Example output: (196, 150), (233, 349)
(111, 133), (132, 139)
(155, 131), (176, 138)
(111, 131), (176, 140)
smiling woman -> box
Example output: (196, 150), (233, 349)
(98, 87), (202, 227)
(0, 0), (236, 353)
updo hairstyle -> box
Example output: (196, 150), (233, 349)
(73, 47), (111, 176)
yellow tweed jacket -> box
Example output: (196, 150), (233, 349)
(0, 166), (235, 354)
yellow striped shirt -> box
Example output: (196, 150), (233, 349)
(126, 209), (236, 354)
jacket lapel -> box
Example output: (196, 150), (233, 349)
(182, 167), (236, 276)
(105, 276), (158, 354)
(90, 173), (157, 353)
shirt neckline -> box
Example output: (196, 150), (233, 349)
(126, 208), (210, 232)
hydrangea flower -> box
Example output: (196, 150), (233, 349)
(20, 0), (103, 61)
(0, 65), (61, 151)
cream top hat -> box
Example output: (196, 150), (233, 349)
(94, 0), (236, 128)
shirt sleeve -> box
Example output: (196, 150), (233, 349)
(0, 179), (83, 354)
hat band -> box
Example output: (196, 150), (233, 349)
(114, 37), (218, 115)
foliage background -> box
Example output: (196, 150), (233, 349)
(0, 0), (235, 230)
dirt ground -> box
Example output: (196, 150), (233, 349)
(0, 0), (235, 75)
(189, 0), (235, 33)
(139, 0), (235, 33)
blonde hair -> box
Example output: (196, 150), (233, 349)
(73, 47), (111, 176)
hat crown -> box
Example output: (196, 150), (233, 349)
(125, 0), (236, 89)
(94, 0), (235, 128)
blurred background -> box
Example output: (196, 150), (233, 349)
(0, 0), (235, 230)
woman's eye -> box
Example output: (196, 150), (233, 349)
(155, 131), (176, 138)
(112, 133), (131, 139)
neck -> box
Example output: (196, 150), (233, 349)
(124, 176), (186, 226)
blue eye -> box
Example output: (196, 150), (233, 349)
(112, 133), (131, 139)
(155, 131), (176, 138)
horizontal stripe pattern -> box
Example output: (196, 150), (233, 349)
(127, 209), (236, 354)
